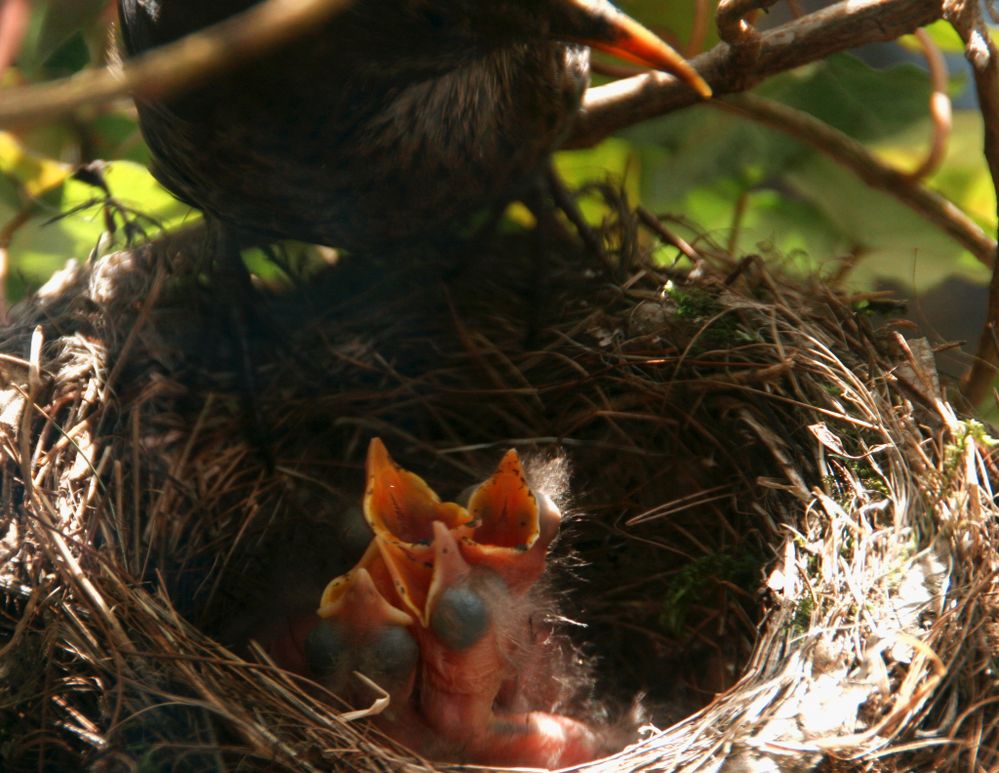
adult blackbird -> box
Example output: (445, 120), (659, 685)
(118, 0), (710, 251)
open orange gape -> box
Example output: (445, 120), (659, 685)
(292, 439), (598, 768)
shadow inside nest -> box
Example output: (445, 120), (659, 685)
(168, 235), (772, 697)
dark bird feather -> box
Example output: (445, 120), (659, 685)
(117, 0), (708, 250)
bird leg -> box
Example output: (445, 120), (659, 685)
(543, 163), (608, 262)
(204, 221), (274, 467)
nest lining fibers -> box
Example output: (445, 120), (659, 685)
(0, 197), (997, 772)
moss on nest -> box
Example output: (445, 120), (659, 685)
(0, 194), (996, 771)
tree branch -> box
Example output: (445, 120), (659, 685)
(948, 0), (999, 405)
(711, 93), (995, 270)
(905, 27), (951, 181)
(0, 0), (355, 128)
(569, 0), (945, 148)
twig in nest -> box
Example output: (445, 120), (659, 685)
(637, 206), (704, 263)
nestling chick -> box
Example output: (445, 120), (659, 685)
(287, 438), (605, 768)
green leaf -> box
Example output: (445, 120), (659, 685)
(3, 160), (194, 295)
(925, 112), (995, 228)
(620, 54), (938, 226)
(625, 107), (805, 203)
(607, 49), (989, 293)
(760, 55), (933, 141)
(0, 131), (72, 197)
(18, 0), (106, 77)
(622, 0), (718, 50)
(89, 113), (154, 165)
(555, 137), (641, 222)
(785, 151), (988, 290)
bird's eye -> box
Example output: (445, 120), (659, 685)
(406, 0), (447, 29)
(422, 8), (446, 29)
(430, 585), (490, 650)
(304, 620), (349, 681)
(368, 626), (420, 683)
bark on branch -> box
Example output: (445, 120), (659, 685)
(0, 0), (355, 128)
(569, 0), (945, 148)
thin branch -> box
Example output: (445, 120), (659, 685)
(947, 0), (999, 404)
(709, 93), (995, 270)
(0, 0), (29, 79)
(687, 0), (714, 57)
(716, 0), (779, 48)
(906, 27), (951, 181)
(569, 0), (945, 148)
(0, 0), (355, 128)
(637, 206), (704, 262)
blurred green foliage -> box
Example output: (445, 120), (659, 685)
(566, 45), (993, 294)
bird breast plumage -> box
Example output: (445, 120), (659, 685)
(121, 0), (710, 250)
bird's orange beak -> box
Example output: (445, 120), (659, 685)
(318, 564), (413, 630)
(363, 437), (470, 542)
(362, 438), (472, 622)
(462, 449), (561, 591)
(556, 0), (711, 98)
(356, 439), (561, 619)
(468, 449), (540, 549)
(425, 521), (473, 619)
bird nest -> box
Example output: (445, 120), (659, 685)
(1, 194), (997, 772)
